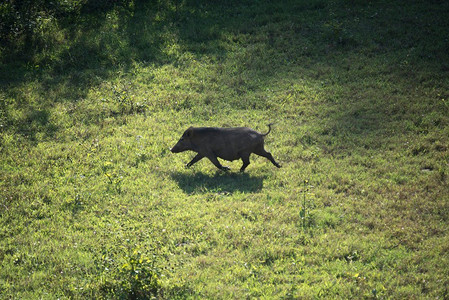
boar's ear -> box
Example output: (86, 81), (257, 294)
(184, 127), (194, 138)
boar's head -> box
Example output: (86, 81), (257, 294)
(170, 127), (194, 153)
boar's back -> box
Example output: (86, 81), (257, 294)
(192, 127), (263, 161)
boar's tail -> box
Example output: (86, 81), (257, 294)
(262, 123), (275, 136)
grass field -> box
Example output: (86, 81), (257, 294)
(1, 0), (449, 298)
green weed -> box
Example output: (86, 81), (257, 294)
(299, 180), (314, 230)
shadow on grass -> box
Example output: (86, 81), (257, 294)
(171, 171), (266, 194)
(2, 0), (448, 145)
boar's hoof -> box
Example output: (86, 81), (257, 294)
(221, 166), (231, 171)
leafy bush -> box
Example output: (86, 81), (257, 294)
(0, 0), (133, 58)
(115, 247), (161, 299)
(97, 246), (162, 299)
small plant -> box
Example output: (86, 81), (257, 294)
(102, 161), (124, 194)
(110, 81), (148, 115)
(112, 81), (134, 114)
(299, 179), (314, 230)
(116, 247), (161, 299)
(97, 246), (162, 299)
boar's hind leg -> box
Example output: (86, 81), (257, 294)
(239, 152), (251, 172)
(207, 154), (230, 171)
(254, 146), (281, 168)
(186, 153), (204, 168)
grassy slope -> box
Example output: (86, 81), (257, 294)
(1, 0), (449, 298)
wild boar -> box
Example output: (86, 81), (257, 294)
(170, 124), (281, 172)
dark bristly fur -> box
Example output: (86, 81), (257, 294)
(170, 124), (281, 172)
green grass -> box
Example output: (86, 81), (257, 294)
(1, 0), (449, 298)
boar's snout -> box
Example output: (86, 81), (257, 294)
(170, 145), (180, 153)
(170, 137), (190, 153)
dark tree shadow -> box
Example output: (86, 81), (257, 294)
(171, 171), (266, 194)
(2, 0), (448, 145)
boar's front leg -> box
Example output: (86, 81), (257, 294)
(186, 153), (204, 168)
(206, 153), (230, 171)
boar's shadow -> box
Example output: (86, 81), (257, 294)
(171, 172), (265, 194)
